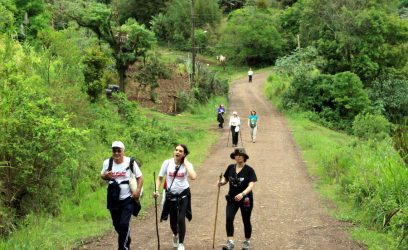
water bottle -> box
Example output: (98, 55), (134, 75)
(243, 196), (250, 208)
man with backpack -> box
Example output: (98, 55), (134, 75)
(101, 141), (144, 250)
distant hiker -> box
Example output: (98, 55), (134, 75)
(229, 111), (241, 147)
(218, 54), (226, 69)
(101, 141), (144, 250)
(217, 104), (226, 128)
(218, 148), (257, 250)
(248, 68), (254, 82)
(248, 110), (259, 143)
(153, 144), (197, 250)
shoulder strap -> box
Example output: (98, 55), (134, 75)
(167, 162), (180, 192)
(108, 157), (114, 171)
(126, 158), (135, 174)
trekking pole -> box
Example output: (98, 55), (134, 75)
(240, 129), (244, 147)
(212, 173), (223, 249)
(153, 172), (160, 250)
(226, 128), (230, 147)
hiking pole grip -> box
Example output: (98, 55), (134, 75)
(212, 173), (223, 249)
(154, 172), (160, 250)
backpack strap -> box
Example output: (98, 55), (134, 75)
(126, 157), (135, 174)
(108, 157), (114, 171)
(108, 157), (135, 184)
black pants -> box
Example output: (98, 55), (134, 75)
(169, 195), (189, 244)
(217, 113), (224, 128)
(249, 75), (252, 82)
(230, 126), (239, 146)
(109, 197), (133, 250)
(226, 198), (253, 239)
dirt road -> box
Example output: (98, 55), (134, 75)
(80, 72), (364, 250)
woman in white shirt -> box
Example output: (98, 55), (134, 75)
(229, 111), (241, 147)
(154, 144), (197, 250)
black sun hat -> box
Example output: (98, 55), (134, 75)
(230, 148), (249, 160)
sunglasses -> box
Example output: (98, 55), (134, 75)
(112, 148), (122, 153)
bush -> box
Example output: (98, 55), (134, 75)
(217, 7), (284, 65)
(369, 75), (408, 123)
(283, 71), (370, 130)
(352, 113), (391, 141)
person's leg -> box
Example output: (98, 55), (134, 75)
(239, 200), (253, 239)
(177, 197), (189, 244)
(226, 201), (239, 237)
(253, 126), (257, 142)
(110, 207), (121, 235)
(169, 200), (178, 235)
(117, 199), (133, 250)
(230, 127), (236, 146)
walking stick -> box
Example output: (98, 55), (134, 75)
(239, 129), (244, 147)
(226, 127), (230, 147)
(153, 172), (160, 250)
(212, 173), (223, 249)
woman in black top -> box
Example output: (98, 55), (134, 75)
(218, 148), (257, 250)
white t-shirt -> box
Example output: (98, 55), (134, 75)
(101, 156), (142, 200)
(159, 158), (193, 194)
(248, 70), (253, 76)
(229, 116), (241, 127)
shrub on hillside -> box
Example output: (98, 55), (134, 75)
(283, 71), (370, 130)
(369, 75), (408, 124)
(352, 113), (391, 141)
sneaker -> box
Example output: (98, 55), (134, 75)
(242, 240), (251, 250)
(178, 243), (185, 250)
(173, 235), (179, 248)
(222, 240), (234, 250)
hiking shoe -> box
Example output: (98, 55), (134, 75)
(178, 243), (185, 250)
(222, 240), (234, 250)
(242, 240), (251, 250)
(173, 235), (179, 248)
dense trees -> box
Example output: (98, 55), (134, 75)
(283, 0), (408, 84)
(62, 0), (156, 92)
(151, 0), (221, 51)
(218, 6), (284, 65)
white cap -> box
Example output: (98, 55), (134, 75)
(232, 111), (238, 115)
(111, 141), (125, 149)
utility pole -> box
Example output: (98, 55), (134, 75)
(191, 0), (196, 84)
(297, 34), (301, 51)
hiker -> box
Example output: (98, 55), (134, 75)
(153, 144), (197, 250)
(217, 104), (226, 128)
(248, 68), (254, 83)
(229, 111), (241, 147)
(248, 110), (259, 143)
(101, 141), (144, 250)
(218, 148), (257, 250)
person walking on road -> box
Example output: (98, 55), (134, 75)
(218, 148), (257, 250)
(101, 141), (144, 250)
(217, 104), (226, 128)
(248, 68), (254, 83)
(229, 111), (241, 147)
(248, 110), (259, 143)
(154, 144), (197, 250)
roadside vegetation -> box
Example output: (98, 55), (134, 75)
(1, 0), (407, 249)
